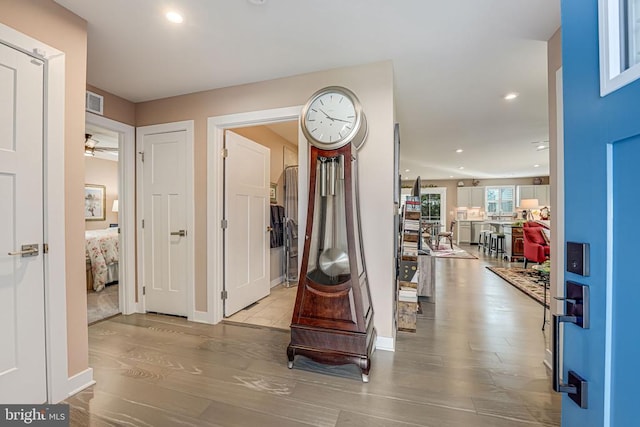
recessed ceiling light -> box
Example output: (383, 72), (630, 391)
(449, 175), (454, 178)
(405, 169), (410, 172)
(166, 11), (184, 23)
(534, 164), (540, 168)
(537, 144), (546, 150)
(455, 149), (463, 153)
(458, 166), (465, 170)
(504, 93), (518, 100)
(248, 0), (268, 5)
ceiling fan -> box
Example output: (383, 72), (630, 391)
(84, 133), (118, 156)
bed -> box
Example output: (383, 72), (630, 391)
(85, 228), (119, 292)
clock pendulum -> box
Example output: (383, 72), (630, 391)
(287, 86), (376, 382)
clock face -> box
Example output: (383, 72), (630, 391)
(304, 90), (359, 147)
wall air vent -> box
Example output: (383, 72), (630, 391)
(86, 91), (104, 115)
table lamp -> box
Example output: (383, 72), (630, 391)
(520, 198), (539, 221)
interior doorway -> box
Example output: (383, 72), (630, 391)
(85, 113), (137, 320)
(223, 122), (300, 329)
(84, 124), (121, 323)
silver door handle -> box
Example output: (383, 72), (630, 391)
(170, 230), (187, 237)
(552, 314), (588, 408)
(8, 244), (39, 257)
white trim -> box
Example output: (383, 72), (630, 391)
(0, 22), (70, 404)
(604, 143), (614, 427)
(599, 0), (640, 96)
(207, 106), (303, 324)
(375, 335), (395, 352)
(66, 368), (95, 397)
(85, 113), (139, 314)
(136, 121), (195, 320)
(548, 68), (565, 370)
(271, 276), (284, 288)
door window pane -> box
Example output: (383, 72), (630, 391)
(421, 193), (441, 222)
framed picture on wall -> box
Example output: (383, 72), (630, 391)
(85, 184), (106, 221)
(270, 183), (277, 204)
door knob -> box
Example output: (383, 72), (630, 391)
(266, 226), (273, 232)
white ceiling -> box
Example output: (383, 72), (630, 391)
(55, 0), (560, 180)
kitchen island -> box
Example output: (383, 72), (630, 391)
(482, 221), (525, 261)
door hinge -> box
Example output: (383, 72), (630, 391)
(221, 219), (228, 229)
(142, 219), (145, 228)
(143, 286), (146, 296)
(221, 290), (228, 300)
(139, 151), (144, 162)
(43, 243), (49, 254)
(221, 148), (228, 158)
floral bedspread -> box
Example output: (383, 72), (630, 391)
(85, 228), (119, 292)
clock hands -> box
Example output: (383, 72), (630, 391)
(319, 108), (352, 123)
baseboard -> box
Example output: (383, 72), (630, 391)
(271, 276), (284, 287)
(191, 309), (215, 324)
(375, 335), (395, 352)
(67, 368), (95, 398)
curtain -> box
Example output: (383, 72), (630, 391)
(284, 166), (298, 222)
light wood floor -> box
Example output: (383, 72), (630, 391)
(67, 245), (560, 426)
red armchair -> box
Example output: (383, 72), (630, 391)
(522, 222), (550, 268)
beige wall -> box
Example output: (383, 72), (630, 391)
(136, 61), (396, 340)
(403, 176), (550, 225)
(0, 0), (89, 376)
(84, 157), (119, 230)
(86, 84), (136, 126)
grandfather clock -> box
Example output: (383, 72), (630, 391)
(287, 86), (375, 382)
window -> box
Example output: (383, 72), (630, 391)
(599, 0), (640, 95)
(420, 187), (446, 226)
(485, 186), (515, 217)
(421, 193), (441, 223)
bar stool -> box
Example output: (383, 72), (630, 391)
(490, 232), (505, 257)
(478, 230), (491, 253)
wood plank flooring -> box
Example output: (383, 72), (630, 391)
(66, 245), (560, 426)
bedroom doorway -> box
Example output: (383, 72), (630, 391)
(84, 113), (136, 323)
(84, 123), (121, 323)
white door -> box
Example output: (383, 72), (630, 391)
(142, 131), (188, 316)
(224, 131), (270, 316)
(0, 43), (46, 402)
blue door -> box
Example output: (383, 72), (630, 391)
(562, 0), (640, 425)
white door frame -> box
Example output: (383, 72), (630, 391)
(136, 121), (195, 319)
(206, 106), (304, 324)
(0, 24), (71, 402)
(545, 67), (566, 369)
(85, 113), (137, 314)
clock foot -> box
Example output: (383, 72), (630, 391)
(361, 373), (369, 383)
(287, 361), (294, 369)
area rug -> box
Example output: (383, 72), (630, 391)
(486, 266), (549, 307)
(428, 243), (478, 259)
